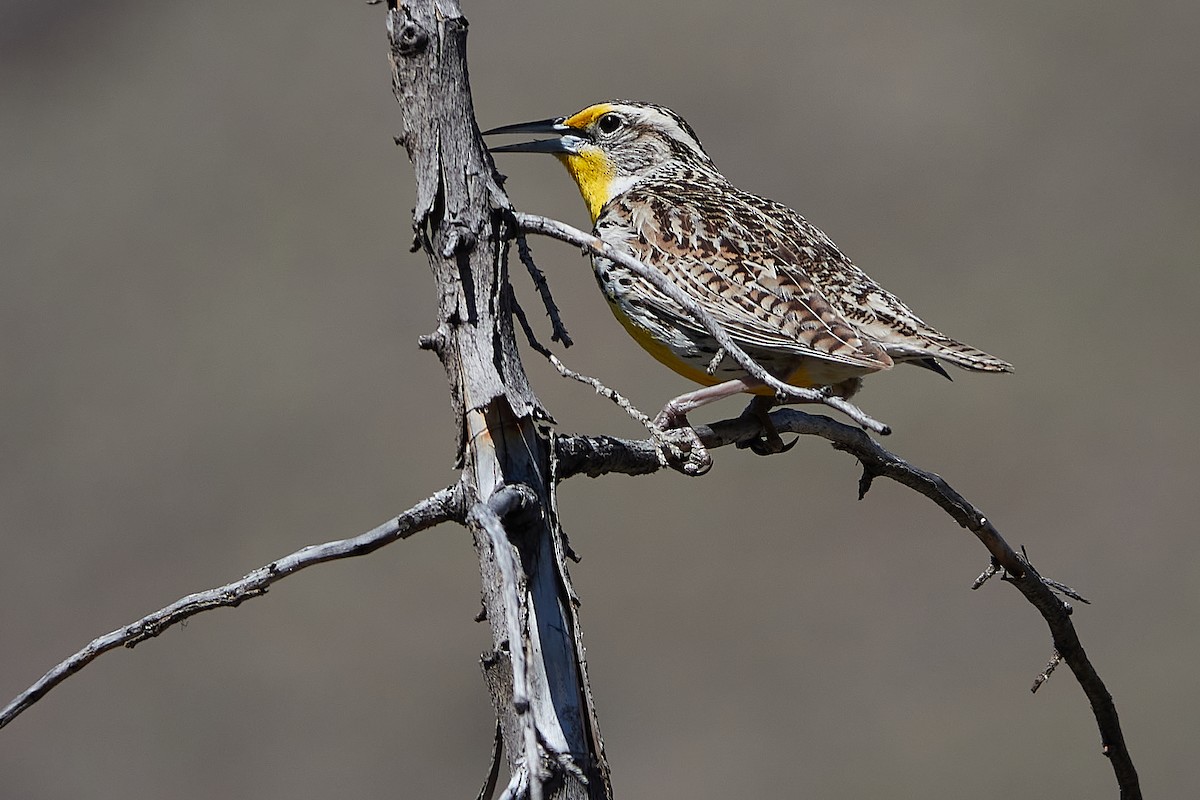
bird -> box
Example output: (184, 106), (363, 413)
(485, 101), (1011, 451)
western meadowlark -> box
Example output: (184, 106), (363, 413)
(486, 101), (1011, 449)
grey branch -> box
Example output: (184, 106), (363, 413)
(387, 1), (608, 794)
(509, 284), (711, 474)
(508, 284), (649, 430)
(0, 486), (464, 731)
(515, 231), (573, 347)
(553, 410), (1139, 797)
(469, 499), (545, 800)
(469, 501), (531, 711)
(513, 211), (892, 436)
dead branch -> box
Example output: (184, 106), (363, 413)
(386, 2), (610, 796)
(0, 486), (463, 731)
(552, 409), (1139, 798)
(509, 284), (713, 475)
(515, 231), (573, 347)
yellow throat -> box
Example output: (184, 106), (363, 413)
(554, 103), (620, 222)
(556, 149), (615, 223)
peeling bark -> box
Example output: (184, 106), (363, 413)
(385, 2), (610, 797)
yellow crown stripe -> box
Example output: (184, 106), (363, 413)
(561, 103), (614, 130)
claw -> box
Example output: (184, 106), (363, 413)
(747, 437), (775, 456)
(744, 433), (799, 456)
(736, 395), (797, 455)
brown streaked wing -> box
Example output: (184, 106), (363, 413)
(738, 191), (1012, 373)
(611, 185), (893, 371)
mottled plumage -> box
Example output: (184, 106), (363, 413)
(487, 101), (1011, 429)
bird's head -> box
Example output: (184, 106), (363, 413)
(485, 101), (715, 221)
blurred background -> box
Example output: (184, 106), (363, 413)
(2, 1), (1196, 797)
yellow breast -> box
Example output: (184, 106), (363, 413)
(605, 296), (842, 396)
(606, 297), (727, 387)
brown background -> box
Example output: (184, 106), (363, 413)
(2, 1), (1196, 797)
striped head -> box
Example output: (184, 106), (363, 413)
(485, 101), (717, 221)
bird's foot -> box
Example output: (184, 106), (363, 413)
(735, 396), (799, 456)
(652, 405), (711, 476)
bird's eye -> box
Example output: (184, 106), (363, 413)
(597, 113), (623, 134)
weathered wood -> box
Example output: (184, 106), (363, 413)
(385, 2), (610, 797)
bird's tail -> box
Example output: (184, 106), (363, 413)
(885, 335), (1013, 374)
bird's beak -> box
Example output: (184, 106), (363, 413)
(483, 116), (584, 154)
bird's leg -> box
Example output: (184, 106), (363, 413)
(650, 378), (761, 476)
(648, 381), (748, 474)
(654, 378), (759, 430)
(735, 395), (798, 456)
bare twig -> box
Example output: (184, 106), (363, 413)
(546, 354), (659, 435)
(507, 284), (655, 433)
(560, 409), (1024, 567)
(513, 212), (892, 436)
(1032, 650), (1063, 693)
(505, 283), (556, 358)
(515, 231), (573, 347)
(540, 349), (714, 476)
(0, 486), (464, 731)
(973, 558), (1001, 589)
(509, 285), (710, 475)
(705, 347), (726, 376)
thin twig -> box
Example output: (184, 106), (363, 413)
(514, 211), (892, 436)
(515, 231), (573, 347)
(508, 284), (654, 431)
(1032, 650), (1063, 693)
(705, 347), (726, 376)
(509, 284), (711, 475)
(549, 354), (658, 434)
(542, 347), (713, 475)
(0, 486), (464, 731)
(972, 559), (1000, 590)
